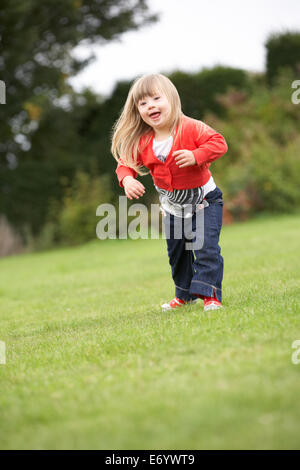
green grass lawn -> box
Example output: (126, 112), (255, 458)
(0, 212), (300, 450)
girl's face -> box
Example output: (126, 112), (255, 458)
(137, 91), (171, 132)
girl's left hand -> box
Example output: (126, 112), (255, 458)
(173, 150), (196, 168)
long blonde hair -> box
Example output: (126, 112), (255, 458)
(111, 74), (183, 176)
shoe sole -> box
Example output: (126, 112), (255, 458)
(204, 304), (223, 312)
(161, 299), (198, 312)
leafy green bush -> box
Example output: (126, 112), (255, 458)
(265, 31), (300, 86)
(59, 171), (113, 245)
(170, 66), (251, 119)
(209, 71), (300, 220)
(36, 171), (114, 248)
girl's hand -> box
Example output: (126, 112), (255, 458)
(173, 150), (196, 168)
(123, 176), (146, 200)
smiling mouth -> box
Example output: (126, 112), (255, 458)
(149, 112), (161, 119)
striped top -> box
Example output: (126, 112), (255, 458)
(155, 185), (204, 207)
(153, 136), (215, 218)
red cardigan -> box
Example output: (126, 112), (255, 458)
(115, 114), (228, 191)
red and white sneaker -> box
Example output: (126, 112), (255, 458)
(161, 297), (198, 312)
(203, 294), (222, 312)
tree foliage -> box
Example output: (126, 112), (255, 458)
(0, 0), (158, 168)
(265, 31), (300, 85)
(169, 66), (251, 119)
(1, 6), (300, 251)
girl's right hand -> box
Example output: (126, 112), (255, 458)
(123, 176), (146, 200)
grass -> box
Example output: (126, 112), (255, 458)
(0, 211), (300, 450)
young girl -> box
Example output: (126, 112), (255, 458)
(111, 74), (228, 312)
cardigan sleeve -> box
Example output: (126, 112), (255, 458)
(115, 136), (145, 187)
(115, 158), (138, 188)
(191, 120), (228, 166)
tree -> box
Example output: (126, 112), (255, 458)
(169, 66), (251, 119)
(0, 0), (158, 169)
(265, 31), (300, 86)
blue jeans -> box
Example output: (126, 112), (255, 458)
(163, 186), (224, 302)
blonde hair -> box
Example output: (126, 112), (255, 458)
(111, 74), (183, 176)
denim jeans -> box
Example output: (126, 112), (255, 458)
(163, 186), (224, 302)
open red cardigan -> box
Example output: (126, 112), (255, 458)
(115, 114), (228, 191)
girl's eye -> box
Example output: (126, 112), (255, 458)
(154, 96), (160, 100)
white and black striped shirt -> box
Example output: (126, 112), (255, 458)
(153, 136), (215, 218)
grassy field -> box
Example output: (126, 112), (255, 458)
(0, 212), (300, 450)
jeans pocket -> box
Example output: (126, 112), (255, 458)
(205, 186), (223, 204)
